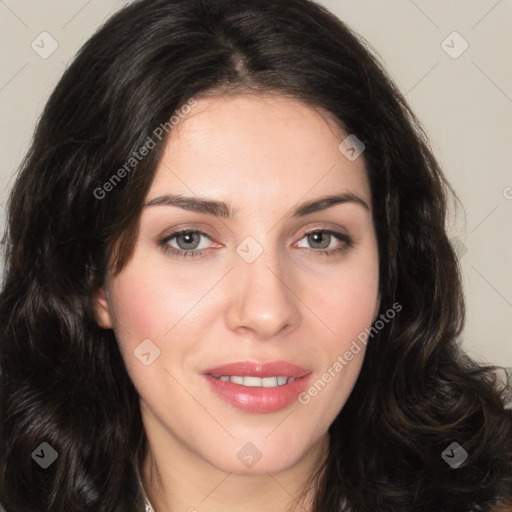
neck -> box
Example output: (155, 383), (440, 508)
(141, 424), (329, 512)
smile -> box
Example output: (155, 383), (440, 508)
(202, 361), (312, 413)
(210, 375), (296, 387)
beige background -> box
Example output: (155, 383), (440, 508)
(0, 1), (510, 366)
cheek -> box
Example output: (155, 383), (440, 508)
(106, 268), (191, 405)
(109, 241), (379, 363)
(106, 257), (219, 386)
(331, 273), (379, 337)
(108, 258), (205, 342)
(109, 276), (164, 341)
(295, 261), (378, 430)
(305, 254), (380, 346)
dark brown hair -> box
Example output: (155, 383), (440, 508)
(1, 0), (510, 510)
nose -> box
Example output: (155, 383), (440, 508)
(224, 249), (302, 340)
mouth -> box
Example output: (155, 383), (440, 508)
(202, 360), (312, 413)
(203, 360), (311, 379)
(209, 375), (297, 387)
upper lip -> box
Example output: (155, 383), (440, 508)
(203, 360), (311, 378)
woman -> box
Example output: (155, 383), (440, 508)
(0, 0), (510, 510)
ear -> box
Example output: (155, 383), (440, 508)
(92, 287), (113, 329)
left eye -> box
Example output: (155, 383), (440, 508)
(163, 231), (211, 251)
(295, 230), (346, 251)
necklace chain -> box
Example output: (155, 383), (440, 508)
(141, 476), (154, 511)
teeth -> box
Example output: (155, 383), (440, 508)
(213, 375), (295, 387)
(262, 377), (277, 387)
(245, 376), (263, 387)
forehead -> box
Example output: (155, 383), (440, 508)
(148, 94), (371, 209)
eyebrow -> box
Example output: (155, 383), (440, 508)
(144, 192), (370, 218)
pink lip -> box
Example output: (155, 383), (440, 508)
(202, 360), (312, 413)
(203, 360), (310, 378)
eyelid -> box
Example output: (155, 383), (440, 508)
(158, 224), (352, 259)
(294, 223), (350, 240)
(159, 227), (221, 249)
(160, 223), (348, 244)
(159, 224), (220, 243)
(292, 228), (351, 251)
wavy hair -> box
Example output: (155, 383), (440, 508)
(1, 0), (511, 510)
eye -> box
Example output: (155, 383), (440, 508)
(295, 229), (352, 255)
(158, 230), (214, 258)
(158, 228), (352, 260)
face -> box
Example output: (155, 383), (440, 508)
(95, 94), (380, 475)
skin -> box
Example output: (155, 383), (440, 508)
(94, 94), (380, 512)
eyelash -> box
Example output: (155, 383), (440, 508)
(158, 228), (352, 259)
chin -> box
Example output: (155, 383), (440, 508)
(204, 441), (308, 476)
(220, 457), (298, 476)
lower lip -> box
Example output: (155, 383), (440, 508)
(204, 374), (312, 413)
